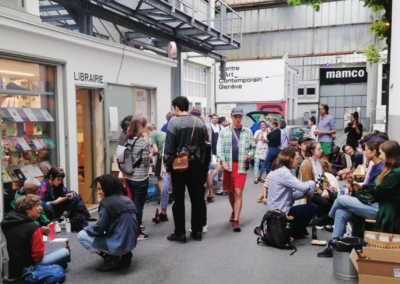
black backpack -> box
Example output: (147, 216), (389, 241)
(69, 192), (91, 232)
(257, 210), (297, 255)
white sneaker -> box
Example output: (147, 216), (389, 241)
(316, 226), (324, 230)
(189, 224), (208, 234)
(55, 221), (61, 233)
(59, 220), (66, 229)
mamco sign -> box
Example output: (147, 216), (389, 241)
(320, 67), (367, 85)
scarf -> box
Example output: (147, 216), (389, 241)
(310, 157), (323, 190)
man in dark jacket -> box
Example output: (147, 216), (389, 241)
(164, 96), (207, 243)
(1, 195), (69, 280)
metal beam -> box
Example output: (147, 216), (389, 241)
(177, 28), (207, 36)
(158, 19), (181, 24)
(51, 0), (226, 61)
(57, 24), (79, 30)
(39, 4), (64, 12)
(125, 32), (150, 39)
(40, 14), (72, 22)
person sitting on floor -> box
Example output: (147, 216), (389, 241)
(1, 194), (70, 280)
(317, 141), (400, 258)
(38, 166), (80, 224)
(267, 146), (317, 239)
(78, 174), (139, 272)
(6, 178), (51, 228)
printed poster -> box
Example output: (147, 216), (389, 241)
(217, 103), (237, 123)
(134, 88), (148, 118)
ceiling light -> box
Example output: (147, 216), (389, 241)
(0, 70), (35, 76)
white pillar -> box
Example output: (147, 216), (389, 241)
(388, 0), (400, 141)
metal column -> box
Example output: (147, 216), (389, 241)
(172, 44), (182, 98)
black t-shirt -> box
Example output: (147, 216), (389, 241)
(345, 122), (363, 141)
(351, 152), (364, 169)
(232, 128), (241, 162)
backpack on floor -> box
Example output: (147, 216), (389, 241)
(69, 192), (91, 232)
(257, 210), (297, 255)
(22, 265), (65, 284)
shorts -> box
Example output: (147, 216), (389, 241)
(320, 142), (333, 156)
(155, 154), (162, 177)
(222, 162), (247, 192)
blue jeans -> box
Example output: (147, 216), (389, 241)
(126, 178), (149, 230)
(329, 195), (379, 239)
(161, 172), (171, 210)
(35, 248), (70, 269)
(254, 158), (261, 177)
(262, 147), (280, 175)
(288, 204), (318, 238)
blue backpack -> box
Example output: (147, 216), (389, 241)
(22, 265), (66, 284)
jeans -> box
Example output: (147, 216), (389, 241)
(254, 158), (261, 177)
(288, 204), (318, 238)
(329, 195), (379, 239)
(161, 172), (171, 210)
(171, 162), (206, 235)
(311, 191), (337, 217)
(35, 247), (70, 268)
(42, 196), (81, 221)
(262, 147), (280, 175)
(126, 178), (149, 230)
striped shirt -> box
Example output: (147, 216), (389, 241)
(125, 137), (151, 181)
(217, 126), (256, 174)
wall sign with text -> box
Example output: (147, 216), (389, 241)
(74, 72), (104, 84)
(320, 67), (367, 85)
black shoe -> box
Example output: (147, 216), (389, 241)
(167, 234), (187, 243)
(317, 248), (333, 258)
(190, 231), (202, 241)
(324, 225), (334, 233)
(96, 256), (120, 272)
(313, 216), (334, 227)
(159, 213), (169, 222)
(120, 252), (133, 267)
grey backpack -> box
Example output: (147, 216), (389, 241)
(116, 139), (142, 175)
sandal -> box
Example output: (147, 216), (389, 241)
(254, 177), (259, 184)
(207, 196), (215, 203)
(258, 178), (265, 183)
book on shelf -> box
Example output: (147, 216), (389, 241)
(32, 138), (43, 150)
(17, 109), (30, 122)
(8, 138), (23, 152)
(2, 138), (13, 153)
(7, 108), (23, 122)
(24, 137), (37, 150)
(40, 110), (54, 122)
(16, 137), (32, 151)
(11, 152), (20, 164)
(25, 123), (34, 135)
(2, 170), (12, 183)
(7, 171), (19, 182)
(37, 138), (48, 149)
(29, 166), (43, 178)
(22, 108), (38, 122)
(30, 109), (47, 122)
(13, 169), (26, 181)
(21, 167), (32, 179)
(0, 108), (15, 121)
(43, 137), (55, 149)
(16, 123), (24, 136)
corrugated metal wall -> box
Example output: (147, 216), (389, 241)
(226, 0), (382, 60)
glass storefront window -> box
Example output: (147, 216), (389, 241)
(0, 58), (57, 190)
(1, 0), (24, 9)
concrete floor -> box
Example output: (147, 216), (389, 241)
(12, 132), (356, 284)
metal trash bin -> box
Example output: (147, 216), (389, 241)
(331, 237), (367, 281)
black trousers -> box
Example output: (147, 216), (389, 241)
(171, 162), (206, 235)
(42, 195), (81, 221)
(312, 191), (337, 218)
(346, 139), (359, 150)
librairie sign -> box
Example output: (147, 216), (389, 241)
(74, 72), (104, 84)
(320, 67), (367, 85)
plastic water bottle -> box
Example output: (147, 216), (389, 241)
(65, 218), (71, 234)
(55, 221), (61, 233)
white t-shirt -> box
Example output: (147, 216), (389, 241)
(210, 123), (221, 133)
(310, 125), (318, 140)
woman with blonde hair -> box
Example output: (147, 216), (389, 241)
(125, 115), (151, 241)
(317, 141), (400, 258)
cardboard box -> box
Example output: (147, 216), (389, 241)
(350, 247), (400, 284)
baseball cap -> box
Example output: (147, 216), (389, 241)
(363, 136), (385, 145)
(190, 109), (201, 117)
(298, 136), (314, 145)
(231, 107), (244, 116)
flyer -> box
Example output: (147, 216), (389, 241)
(16, 137), (32, 151)
(8, 138), (23, 152)
(40, 109), (54, 122)
(31, 109), (47, 121)
(22, 108), (38, 122)
(24, 137), (37, 150)
(17, 109), (30, 122)
(7, 108), (23, 122)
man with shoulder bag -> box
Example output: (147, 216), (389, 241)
(164, 96), (207, 243)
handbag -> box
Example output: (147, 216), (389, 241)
(353, 190), (376, 205)
(172, 118), (196, 173)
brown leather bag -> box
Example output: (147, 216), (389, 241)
(172, 118), (196, 173)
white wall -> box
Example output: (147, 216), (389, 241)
(216, 59), (285, 103)
(388, 0), (400, 141)
(0, 10), (175, 192)
(25, 0), (39, 17)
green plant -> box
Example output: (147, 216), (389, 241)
(370, 18), (389, 40)
(364, 44), (388, 64)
